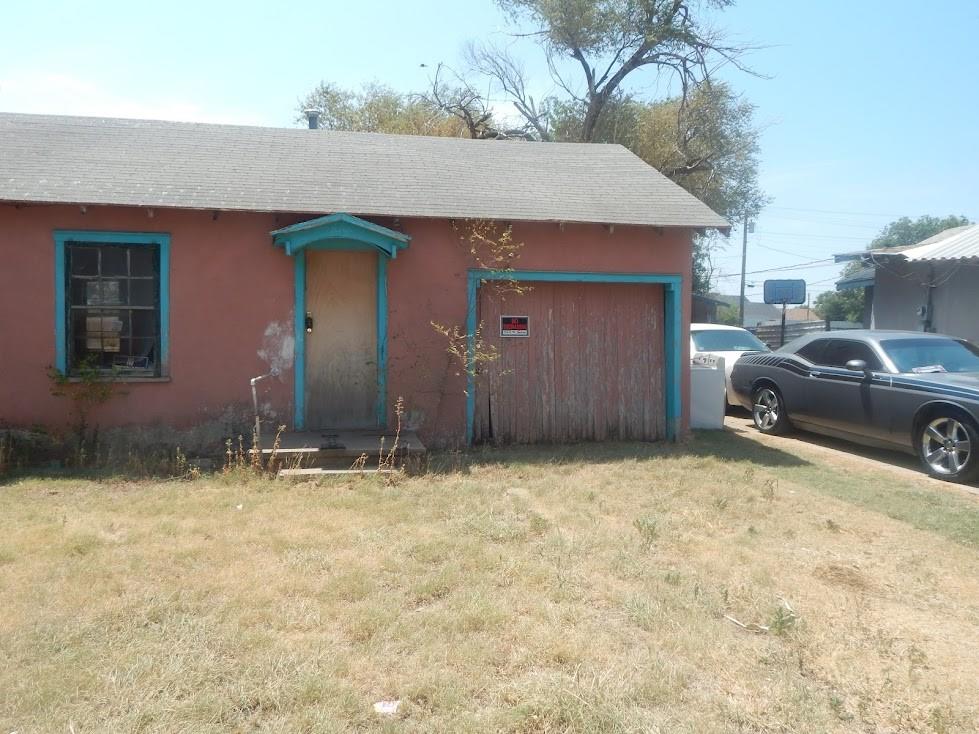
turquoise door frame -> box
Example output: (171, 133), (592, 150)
(465, 269), (684, 445)
(272, 214), (410, 430)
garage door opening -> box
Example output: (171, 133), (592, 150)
(472, 278), (670, 444)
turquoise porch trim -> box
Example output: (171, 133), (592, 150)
(293, 250), (307, 429)
(53, 230), (171, 375)
(273, 214), (410, 430)
(376, 255), (389, 425)
(464, 269), (685, 445)
(272, 213), (410, 259)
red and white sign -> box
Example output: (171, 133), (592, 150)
(500, 315), (529, 337)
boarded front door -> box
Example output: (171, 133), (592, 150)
(305, 250), (377, 428)
(474, 281), (665, 443)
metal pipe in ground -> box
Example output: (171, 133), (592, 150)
(249, 369), (279, 447)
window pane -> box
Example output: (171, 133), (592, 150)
(881, 338), (979, 374)
(101, 247), (129, 276)
(69, 278), (88, 307)
(131, 309), (157, 339)
(822, 340), (882, 370)
(129, 279), (156, 307)
(130, 248), (156, 277)
(820, 341), (846, 366)
(72, 339), (114, 370)
(70, 309), (90, 337)
(72, 338), (87, 361)
(796, 340), (827, 363)
(70, 247), (99, 276)
(120, 310), (132, 340)
(112, 338), (155, 370)
(65, 241), (161, 376)
(86, 279), (110, 306)
(82, 310), (123, 354)
(692, 329), (769, 352)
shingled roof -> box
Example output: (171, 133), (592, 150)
(0, 112), (728, 229)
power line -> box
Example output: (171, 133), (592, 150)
(761, 215), (887, 231)
(766, 205), (905, 218)
(714, 257), (837, 280)
(755, 242), (824, 258)
(805, 275), (842, 286)
(753, 230), (871, 241)
(750, 238), (868, 257)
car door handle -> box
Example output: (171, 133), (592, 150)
(810, 370), (823, 377)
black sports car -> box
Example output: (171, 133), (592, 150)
(730, 330), (979, 483)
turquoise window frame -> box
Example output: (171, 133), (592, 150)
(272, 214), (409, 430)
(54, 230), (171, 376)
(465, 269), (684, 445)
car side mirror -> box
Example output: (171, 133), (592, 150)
(845, 359), (870, 375)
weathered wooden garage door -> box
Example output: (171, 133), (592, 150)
(474, 281), (665, 443)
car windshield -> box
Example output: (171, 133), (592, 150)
(880, 337), (979, 374)
(692, 329), (769, 353)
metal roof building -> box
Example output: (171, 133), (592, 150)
(835, 264), (876, 291)
(869, 224), (979, 262)
(848, 224), (979, 340)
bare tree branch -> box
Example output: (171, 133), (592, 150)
(467, 43), (553, 141)
(493, 0), (764, 142)
(423, 64), (494, 139)
(422, 62), (543, 141)
(545, 49), (584, 103)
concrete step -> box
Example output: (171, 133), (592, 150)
(278, 467), (398, 478)
(254, 428), (425, 470)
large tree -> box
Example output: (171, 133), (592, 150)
(298, 1), (764, 292)
(548, 84), (763, 291)
(492, 0), (753, 142)
(297, 82), (475, 137)
(550, 83), (764, 220)
(868, 214), (971, 249)
(813, 277), (864, 323)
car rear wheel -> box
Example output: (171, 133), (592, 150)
(752, 386), (790, 435)
(918, 415), (979, 483)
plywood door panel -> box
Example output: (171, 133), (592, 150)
(305, 250), (377, 428)
(474, 282), (665, 443)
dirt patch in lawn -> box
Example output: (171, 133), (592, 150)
(813, 562), (873, 591)
(2, 435), (979, 732)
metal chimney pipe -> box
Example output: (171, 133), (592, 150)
(304, 109), (321, 130)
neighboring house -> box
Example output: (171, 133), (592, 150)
(783, 306), (817, 322)
(713, 295), (782, 327)
(870, 224), (979, 341)
(0, 112), (727, 447)
(834, 265), (876, 327)
(837, 225), (979, 340)
(692, 293), (729, 323)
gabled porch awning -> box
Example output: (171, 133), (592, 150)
(836, 265), (875, 291)
(271, 212), (411, 257)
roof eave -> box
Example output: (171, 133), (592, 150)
(0, 195), (728, 230)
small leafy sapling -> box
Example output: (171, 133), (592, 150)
(48, 356), (127, 464)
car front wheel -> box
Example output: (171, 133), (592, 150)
(751, 386), (790, 435)
(918, 414), (979, 483)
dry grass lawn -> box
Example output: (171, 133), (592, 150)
(2, 431), (979, 733)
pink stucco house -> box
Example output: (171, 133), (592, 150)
(0, 112), (727, 448)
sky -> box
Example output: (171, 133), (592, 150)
(2, 0), (977, 303)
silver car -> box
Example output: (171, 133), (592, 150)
(730, 330), (979, 483)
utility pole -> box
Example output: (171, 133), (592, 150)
(738, 211), (750, 327)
